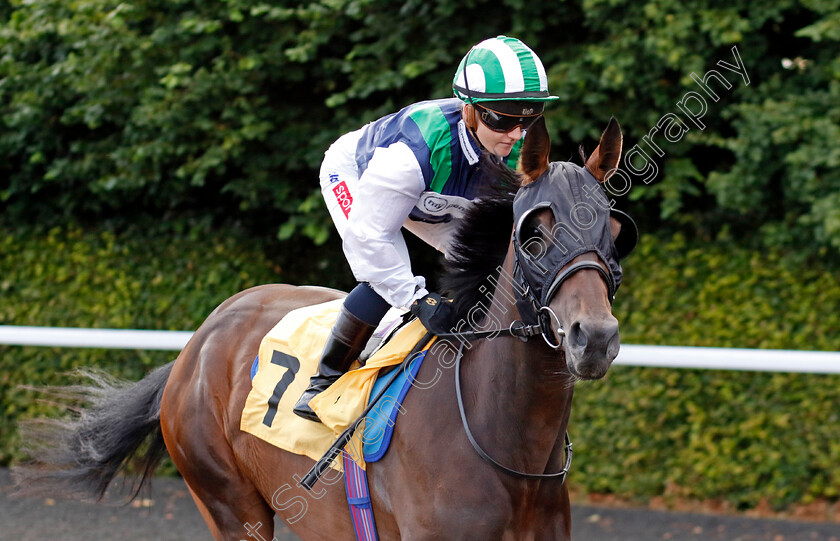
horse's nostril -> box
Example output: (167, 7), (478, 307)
(568, 319), (619, 352)
(568, 321), (586, 349)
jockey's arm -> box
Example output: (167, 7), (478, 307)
(342, 142), (429, 309)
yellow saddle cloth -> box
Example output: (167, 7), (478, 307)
(240, 299), (433, 471)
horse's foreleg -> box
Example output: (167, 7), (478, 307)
(534, 484), (572, 541)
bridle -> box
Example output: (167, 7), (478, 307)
(513, 250), (616, 349)
(436, 253), (615, 349)
(435, 162), (626, 482)
(303, 197), (621, 488)
(301, 247), (614, 489)
(436, 234), (616, 481)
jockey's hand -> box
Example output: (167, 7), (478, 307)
(410, 292), (455, 335)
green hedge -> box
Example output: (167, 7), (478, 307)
(0, 220), (350, 465)
(2, 224), (838, 510)
(571, 232), (840, 509)
(571, 366), (840, 510)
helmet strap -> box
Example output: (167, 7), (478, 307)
(460, 47), (488, 152)
(462, 46), (476, 105)
(459, 52), (529, 155)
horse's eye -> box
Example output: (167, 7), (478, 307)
(521, 217), (543, 242)
(520, 219), (545, 258)
(524, 225), (541, 241)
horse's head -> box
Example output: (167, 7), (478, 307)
(512, 117), (637, 379)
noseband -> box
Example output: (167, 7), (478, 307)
(516, 256), (616, 349)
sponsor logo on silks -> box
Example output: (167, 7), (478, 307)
(328, 173), (340, 184)
(333, 181), (353, 218)
(422, 195), (448, 213)
(446, 201), (470, 214)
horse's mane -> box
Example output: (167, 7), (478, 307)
(441, 156), (522, 319)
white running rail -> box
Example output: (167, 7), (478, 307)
(614, 344), (840, 374)
(1, 326), (839, 374)
(0, 326), (194, 351)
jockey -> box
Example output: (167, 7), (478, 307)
(294, 36), (558, 422)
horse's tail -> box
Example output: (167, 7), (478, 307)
(13, 361), (174, 501)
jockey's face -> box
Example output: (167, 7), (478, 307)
(474, 117), (524, 157)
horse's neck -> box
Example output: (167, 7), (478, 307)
(460, 249), (575, 473)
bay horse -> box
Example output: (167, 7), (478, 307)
(15, 117), (634, 540)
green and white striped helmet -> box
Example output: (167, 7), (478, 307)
(453, 36), (558, 108)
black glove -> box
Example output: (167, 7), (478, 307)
(410, 292), (455, 335)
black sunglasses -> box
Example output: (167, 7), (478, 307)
(476, 106), (542, 133)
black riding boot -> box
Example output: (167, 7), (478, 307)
(293, 306), (376, 422)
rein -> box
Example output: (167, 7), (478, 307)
(435, 319), (546, 342)
(305, 229), (615, 487)
(454, 340), (573, 481)
(435, 259), (615, 481)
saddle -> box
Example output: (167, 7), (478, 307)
(239, 299), (435, 471)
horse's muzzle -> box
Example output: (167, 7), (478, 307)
(565, 315), (620, 379)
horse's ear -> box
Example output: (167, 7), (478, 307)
(518, 116), (550, 185)
(585, 117), (622, 183)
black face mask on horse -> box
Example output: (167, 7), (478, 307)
(512, 160), (637, 328)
